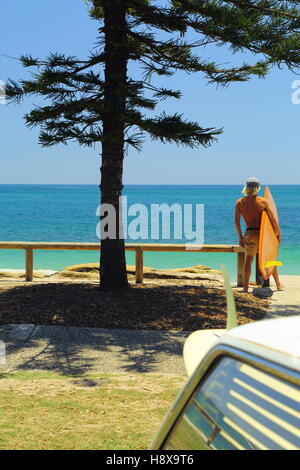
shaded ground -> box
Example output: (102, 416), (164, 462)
(0, 279), (269, 331)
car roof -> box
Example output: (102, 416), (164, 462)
(224, 315), (300, 360)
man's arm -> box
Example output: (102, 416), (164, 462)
(234, 201), (245, 247)
(265, 201), (281, 243)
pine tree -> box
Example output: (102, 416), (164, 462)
(6, 0), (300, 290)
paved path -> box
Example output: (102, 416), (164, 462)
(0, 324), (189, 375)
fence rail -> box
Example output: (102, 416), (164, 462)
(0, 241), (245, 285)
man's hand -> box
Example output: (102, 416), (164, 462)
(239, 236), (245, 247)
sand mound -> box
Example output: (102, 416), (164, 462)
(62, 263), (222, 281)
(0, 264), (222, 282)
(56, 271), (99, 280)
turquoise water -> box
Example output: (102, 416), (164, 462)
(0, 185), (299, 279)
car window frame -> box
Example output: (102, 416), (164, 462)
(150, 342), (300, 450)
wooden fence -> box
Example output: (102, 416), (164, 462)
(0, 241), (246, 286)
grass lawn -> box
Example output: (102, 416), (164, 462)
(0, 371), (186, 450)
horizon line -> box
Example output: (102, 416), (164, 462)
(0, 183), (299, 186)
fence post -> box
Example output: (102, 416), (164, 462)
(135, 247), (144, 284)
(237, 252), (244, 287)
(25, 247), (33, 282)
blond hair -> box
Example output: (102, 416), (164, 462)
(242, 185), (260, 196)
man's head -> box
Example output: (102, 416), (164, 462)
(242, 177), (261, 196)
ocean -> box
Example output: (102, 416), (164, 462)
(0, 184), (299, 280)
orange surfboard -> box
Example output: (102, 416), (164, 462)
(258, 186), (279, 280)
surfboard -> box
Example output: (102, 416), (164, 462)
(258, 186), (279, 280)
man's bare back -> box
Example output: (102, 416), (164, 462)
(235, 195), (281, 241)
(236, 195), (267, 228)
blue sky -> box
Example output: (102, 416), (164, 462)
(1, 0), (300, 185)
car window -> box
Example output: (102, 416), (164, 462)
(163, 356), (300, 450)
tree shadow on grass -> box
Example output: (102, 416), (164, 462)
(1, 325), (189, 375)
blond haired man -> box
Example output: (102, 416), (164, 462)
(235, 177), (283, 293)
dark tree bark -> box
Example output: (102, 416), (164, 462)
(100, 0), (129, 290)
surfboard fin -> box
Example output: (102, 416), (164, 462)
(220, 264), (238, 331)
(265, 260), (283, 268)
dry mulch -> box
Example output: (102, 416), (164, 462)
(0, 278), (269, 331)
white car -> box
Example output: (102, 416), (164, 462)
(151, 269), (300, 451)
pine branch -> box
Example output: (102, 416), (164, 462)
(140, 112), (222, 148)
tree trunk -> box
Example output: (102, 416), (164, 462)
(100, 0), (129, 290)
